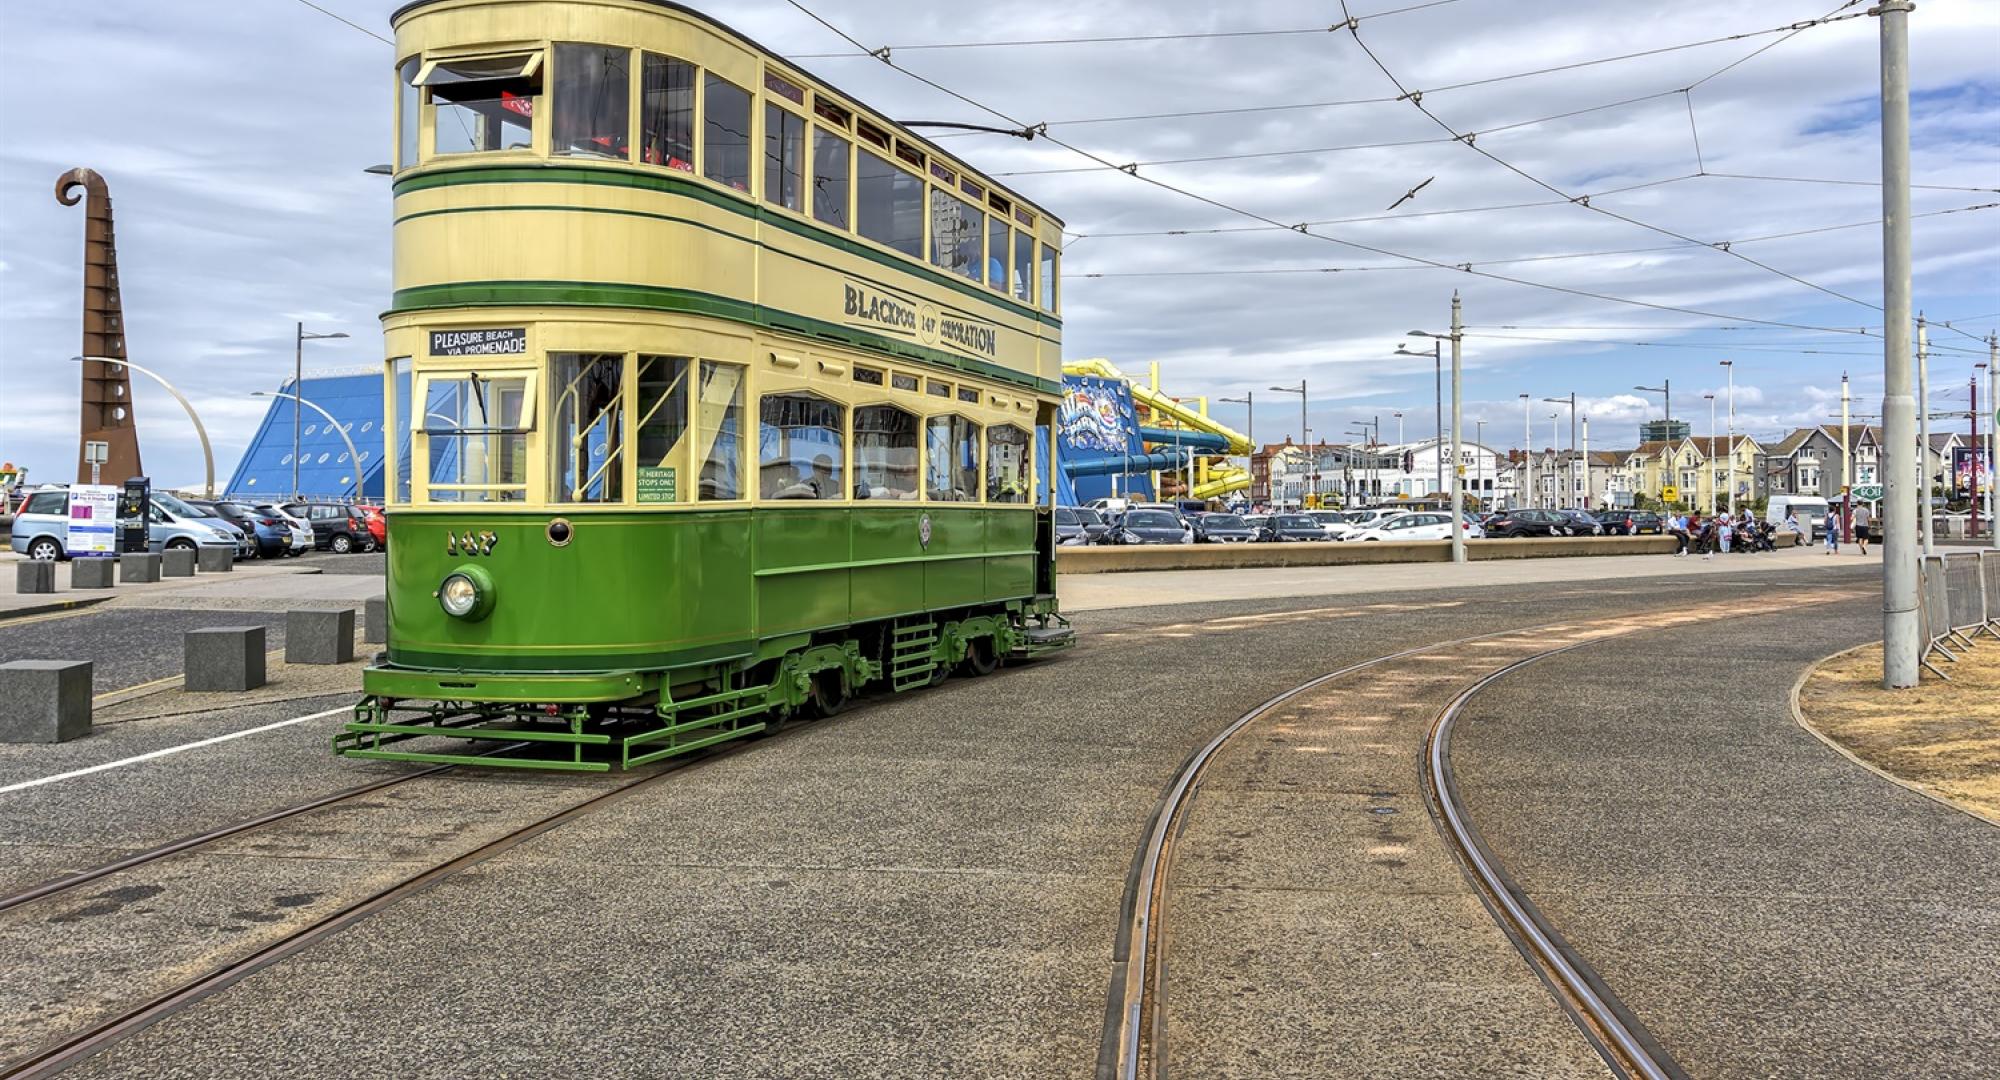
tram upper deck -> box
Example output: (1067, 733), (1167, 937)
(387, 0), (1064, 396)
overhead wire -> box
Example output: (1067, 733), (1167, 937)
(286, 0), (392, 45)
(778, 0), (1909, 338)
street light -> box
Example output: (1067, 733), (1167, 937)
(1542, 393), (1576, 509)
(1635, 381), (1672, 507)
(1268, 381), (1306, 505)
(294, 324), (350, 500)
(1395, 340), (1443, 496)
(1518, 393), (1533, 509)
(1351, 417), (1380, 503)
(1217, 392), (1254, 488)
(67, 356), (216, 497)
(1720, 359), (1737, 517)
(1704, 393), (1718, 514)
(1409, 292), (1466, 564)
(255, 391), (364, 498)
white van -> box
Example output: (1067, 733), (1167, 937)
(1767, 495), (1830, 539)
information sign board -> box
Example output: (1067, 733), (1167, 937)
(637, 466), (677, 503)
(68, 484), (119, 556)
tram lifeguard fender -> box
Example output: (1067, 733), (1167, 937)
(1054, 532), (1795, 573)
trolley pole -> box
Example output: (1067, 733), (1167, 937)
(1876, 0), (1919, 688)
(1917, 315), (1934, 554)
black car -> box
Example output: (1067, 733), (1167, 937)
(1106, 508), (1190, 545)
(189, 499), (288, 558)
(1553, 509), (1605, 536)
(1190, 512), (1257, 543)
(282, 501), (375, 553)
(1259, 513), (1329, 542)
(1055, 506), (1111, 545)
(1482, 509), (1567, 538)
(1594, 509), (1663, 535)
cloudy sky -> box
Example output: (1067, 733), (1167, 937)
(2, 0), (1995, 486)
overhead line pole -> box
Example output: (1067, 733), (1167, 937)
(1917, 315), (1934, 554)
(1876, 0), (1919, 689)
(1988, 335), (1998, 549)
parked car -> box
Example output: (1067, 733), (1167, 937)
(188, 499), (288, 558)
(152, 492), (253, 559)
(8, 486), (241, 561)
(1350, 511), (1483, 541)
(352, 503), (388, 551)
(1055, 506), (1110, 546)
(282, 501), (376, 553)
(1190, 512), (1258, 543)
(1594, 509), (1663, 536)
(252, 503), (315, 555)
(1766, 495), (1831, 540)
(1105, 508), (1192, 545)
(1553, 509), (1606, 536)
(1258, 513), (1330, 542)
(1305, 510), (1357, 540)
(1481, 508), (1568, 538)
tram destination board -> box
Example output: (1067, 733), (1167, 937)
(430, 328), (527, 357)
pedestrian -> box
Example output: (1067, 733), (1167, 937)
(1824, 509), (1840, 554)
(1718, 515), (1734, 554)
(1852, 500), (1871, 554)
(1669, 512), (1689, 556)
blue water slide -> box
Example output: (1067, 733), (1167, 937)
(1136, 426), (1229, 453)
(1064, 451), (1186, 478)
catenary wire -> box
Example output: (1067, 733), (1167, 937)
(287, 0), (393, 45)
(780, 1), (1906, 338)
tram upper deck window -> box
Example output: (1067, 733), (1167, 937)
(763, 103), (804, 212)
(856, 150), (922, 258)
(396, 59), (420, 170)
(1039, 243), (1059, 313)
(552, 44), (630, 160)
(703, 75), (752, 193)
(811, 129), (850, 230)
(759, 392), (844, 500)
(421, 371), (533, 502)
(420, 52), (541, 156)
(986, 217), (1009, 293)
(853, 404), (918, 500)
(1010, 220), (1033, 304)
(641, 54), (695, 171)
(930, 188), (982, 283)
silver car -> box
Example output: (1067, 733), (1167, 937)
(9, 486), (240, 560)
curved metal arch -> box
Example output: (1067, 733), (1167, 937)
(258, 392), (366, 498)
(74, 356), (211, 497)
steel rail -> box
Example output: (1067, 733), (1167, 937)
(0, 742), (731, 1080)
(1423, 645), (1687, 1080)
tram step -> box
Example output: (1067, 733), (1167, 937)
(889, 625), (940, 691)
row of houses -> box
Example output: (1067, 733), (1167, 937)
(1252, 426), (1969, 510)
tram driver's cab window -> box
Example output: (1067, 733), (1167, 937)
(421, 371), (533, 502)
(853, 404), (918, 500)
(926, 415), (980, 502)
(420, 52), (542, 156)
(759, 392), (844, 500)
(549, 353), (625, 503)
(552, 44), (630, 160)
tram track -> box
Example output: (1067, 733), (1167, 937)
(1097, 592), (1865, 1080)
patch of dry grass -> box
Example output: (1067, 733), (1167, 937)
(1798, 640), (2000, 824)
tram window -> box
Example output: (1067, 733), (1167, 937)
(811, 130), (850, 230)
(856, 150), (922, 257)
(640, 54), (696, 171)
(552, 44), (631, 160)
(956, 387), (979, 404)
(857, 118), (890, 150)
(397, 58), (420, 170)
(1039, 243), (1059, 313)
(549, 353), (626, 503)
(929, 188), (982, 282)
(891, 372), (919, 392)
(388, 356), (412, 503)
(925, 415), (981, 502)
(422, 372), (531, 501)
(1011, 224), (1033, 304)
(927, 380), (951, 398)
(758, 392), (845, 500)
(426, 53), (541, 156)
(986, 217), (1009, 293)
(853, 404), (918, 500)
(703, 75), (752, 193)
(987, 424), (1030, 503)
(697, 360), (745, 500)
(763, 103), (805, 212)
(635, 355), (691, 502)
(813, 97), (850, 129)
(852, 366), (884, 386)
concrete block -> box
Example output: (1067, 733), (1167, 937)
(286, 608), (355, 665)
(185, 626), (267, 692)
(364, 596), (388, 644)
(0, 660), (92, 743)
(197, 546), (234, 573)
(16, 561), (56, 594)
(162, 547), (198, 577)
(72, 557), (118, 589)
(120, 553), (163, 583)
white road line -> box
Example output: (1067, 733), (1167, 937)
(0, 706), (348, 796)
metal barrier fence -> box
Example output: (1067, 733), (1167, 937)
(1985, 551), (2000, 633)
(1918, 552), (2000, 679)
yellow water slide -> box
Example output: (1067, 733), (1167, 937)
(1063, 358), (1251, 498)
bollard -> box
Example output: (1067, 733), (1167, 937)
(286, 609), (355, 665)
(72, 557), (118, 589)
(162, 547), (198, 577)
(364, 596), (388, 644)
(197, 546), (234, 573)
(185, 626), (267, 692)
(16, 561), (56, 594)
(119, 552), (163, 583)
(0, 660), (93, 743)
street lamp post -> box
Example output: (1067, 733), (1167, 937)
(255, 391), (364, 497)
(1473, 419), (1486, 509)
(1705, 393), (1718, 514)
(1519, 394), (1532, 509)
(1635, 381), (1671, 507)
(1542, 393), (1576, 509)
(1409, 292), (1465, 564)
(1394, 340), (1443, 495)
(294, 323), (349, 500)
(1721, 359), (1737, 517)
(67, 356), (216, 497)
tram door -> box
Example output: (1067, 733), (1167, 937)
(1035, 417), (1056, 595)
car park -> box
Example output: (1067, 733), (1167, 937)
(1105, 507), (1192, 545)
(1189, 512), (1257, 543)
(1594, 509), (1663, 535)
(1258, 513), (1330, 542)
(282, 501), (376, 553)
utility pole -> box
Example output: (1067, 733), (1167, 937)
(1841, 373), (1852, 541)
(1706, 393), (1718, 514)
(1722, 359), (1737, 517)
(1972, 367), (1985, 543)
(1635, 380), (1671, 508)
(1917, 315), (1934, 554)
(1876, 0), (1918, 688)
(1988, 335), (1998, 549)
(1580, 416), (1590, 510)
(1520, 393), (1533, 509)
(1410, 296), (1465, 561)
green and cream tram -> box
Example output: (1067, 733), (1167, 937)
(341, 0), (1071, 771)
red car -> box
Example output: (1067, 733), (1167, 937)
(354, 504), (387, 551)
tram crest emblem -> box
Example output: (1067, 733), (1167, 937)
(918, 513), (932, 550)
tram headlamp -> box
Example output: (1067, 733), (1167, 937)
(436, 566), (495, 621)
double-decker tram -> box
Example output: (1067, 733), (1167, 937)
(339, 0), (1072, 772)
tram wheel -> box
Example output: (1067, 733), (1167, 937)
(808, 670), (850, 717)
(958, 636), (999, 677)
